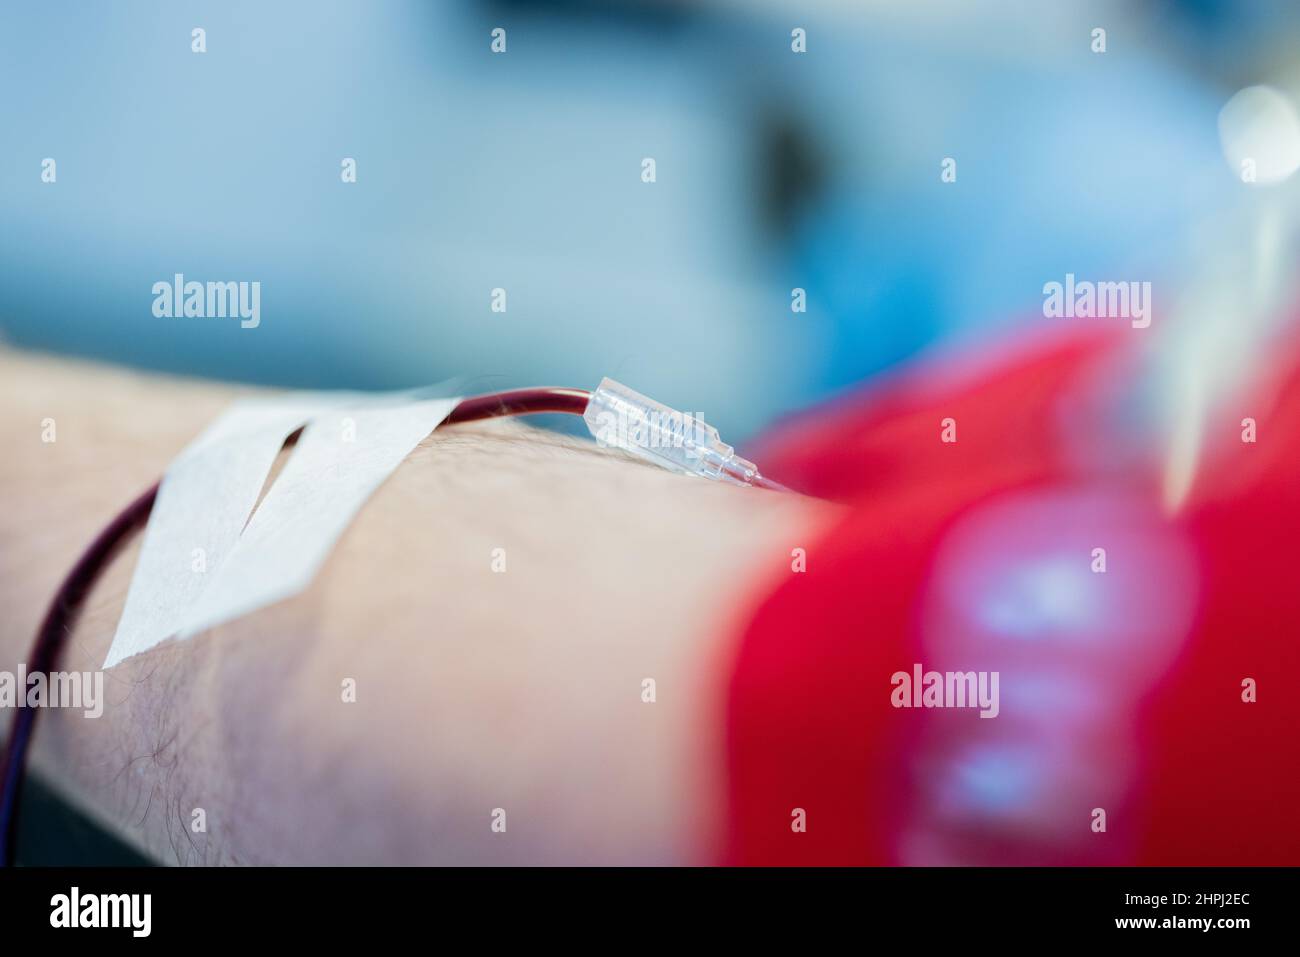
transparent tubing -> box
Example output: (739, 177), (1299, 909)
(582, 377), (787, 490)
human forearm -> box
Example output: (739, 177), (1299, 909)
(0, 349), (828, 864)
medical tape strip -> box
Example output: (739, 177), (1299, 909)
(105, 395), (348, 668)
(104, 392), (457, 668)
(179, 395), (458, 638)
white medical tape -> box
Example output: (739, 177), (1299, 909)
(103, 391), (457, 668)
(179, 395), (458, 639)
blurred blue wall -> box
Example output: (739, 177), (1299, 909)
(0, 0), (1276, 437)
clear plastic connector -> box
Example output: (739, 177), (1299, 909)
(583, 377), (772, 488)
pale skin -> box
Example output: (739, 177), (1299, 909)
(0, 348), (832, 865)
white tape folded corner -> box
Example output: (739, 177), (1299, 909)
(103, 391), (459, 669)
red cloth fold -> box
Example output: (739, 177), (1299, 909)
(724, 326), (1300, 865)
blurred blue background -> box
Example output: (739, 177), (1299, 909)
(2, 0), (1297, 439)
